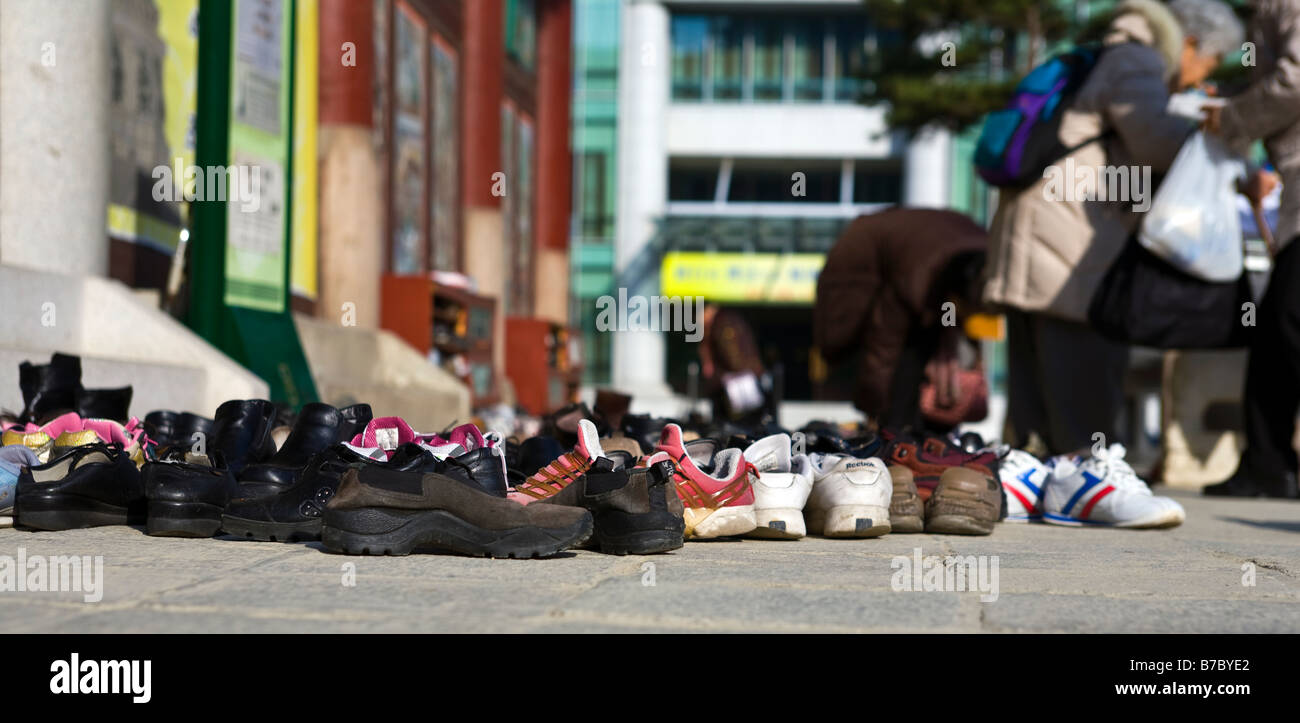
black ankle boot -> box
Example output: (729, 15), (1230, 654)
(77, 386), (133, 422)
(238, 403), (373, 498)
(18, 353), (83, 424)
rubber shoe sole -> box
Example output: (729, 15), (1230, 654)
(745, 507), (807, 540)
(682, 504), (757, 539)
(16, 493), (141, 530)
(807, 504), (891, 538)
(321, 507), (594, 558)
(1042, 509), (1184, 529)
(595, 528), (684, 555)
(221, 514), (321, 542)
(146, 500), (223, 538)
(925, 513), (995, 535)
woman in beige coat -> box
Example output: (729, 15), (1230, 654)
(1204, 0), (1300, 499)
(983, 0), (1244, 454)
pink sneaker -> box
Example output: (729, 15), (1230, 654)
(644, 424), (757, 539)
(509, 419), (604, 505)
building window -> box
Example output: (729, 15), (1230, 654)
(852, 161), (903, 204)
(372, 0), (389, 153)
(668, 159), (719, 201)
(752, 18), (784, 102)
(834, 24), (872, 102)
(390, 2), (428, 274)
(578, 152), (610, 236)
(710, 16), (743, 101)
(790, 19), (824, 101)
(671, 15), (708, 100)
(671, 12), (876, 104)
(502, 103), (535, 316)
(727, 160), (840, 203)
(505, 0), (537, 70)
(430, 37), (460, 272)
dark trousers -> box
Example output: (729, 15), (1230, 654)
(880, 324), (947, 434)
(1241, 241), (1300, 480)
(1005, 309), (1129, 455)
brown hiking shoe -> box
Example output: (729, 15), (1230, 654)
(881, 432), (997, 501)
(537, 458), (684, 555)
(924, 467), (1001, 535)
(322, 466), (593, 557)
(888, 464), (925, 533)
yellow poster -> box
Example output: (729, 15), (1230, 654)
(660, 252), (826, 304)
(291, 0), (320, 300)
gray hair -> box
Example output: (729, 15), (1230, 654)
(1169, 0), (1246, 59)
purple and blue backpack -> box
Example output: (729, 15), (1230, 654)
(975, 45), (1108, 188)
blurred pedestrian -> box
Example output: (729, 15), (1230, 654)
(814, 207), (987, 434)
(984, 0), (1243, 455)
(1203, 0), (1300, 498)
(699, 304), (768, 424)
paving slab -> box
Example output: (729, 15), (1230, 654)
(0, 490), (1296, 633)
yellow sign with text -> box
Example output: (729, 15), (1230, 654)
(661, 252), (825, 304)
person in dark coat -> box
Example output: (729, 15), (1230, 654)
(813, 207), (987, 432)
(699, 304), (768, 423)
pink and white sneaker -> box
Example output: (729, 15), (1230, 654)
(644, 423), (756, 539)
(509, 419), (604, 505)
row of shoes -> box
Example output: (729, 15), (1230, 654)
(1, 355), (1185, 559)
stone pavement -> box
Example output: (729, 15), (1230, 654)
(0, 489), (1296, 633)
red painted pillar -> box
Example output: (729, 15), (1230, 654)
(536, 0), (573, 252)
(318, 0), (373, 127)
(462, 0), (506, 210)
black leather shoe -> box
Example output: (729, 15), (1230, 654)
(238, 403), (373, 498)
(141, 399), (277, 537)
(438, 446), (509, 497)
(146, 411), (216, 454)
(1203, 467), (1300, 499)
(76, 386), (133, 422)
(16, 443), (144, 530)
(145, 410), (180, 448)
(143, 457), (241, 537)
(223, 440), (432, 542)
(18, 353), (82, 425)
(207, 399), (279, 477)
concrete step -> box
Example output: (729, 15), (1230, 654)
(0, 264), (268, 417)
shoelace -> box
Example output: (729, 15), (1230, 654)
(1092, 444), (1151, 495)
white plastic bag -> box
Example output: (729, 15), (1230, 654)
(1139, 131), (1247, 282)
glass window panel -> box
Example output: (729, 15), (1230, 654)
(505, 0), (537, 69)
(668, 160), (719, 201)
(791, 18), (824, 101)
(710, 15), (743, 101)
(853, 163), (903, 204)
(728, 161), (839, 202)
(752, 17), (784, 101)
(430, 39), (459, 271)
(512, 116), (535, 315)
(834, 23), (870, 102)
(391, 4), (427, 273)
(671, 15), (708, 100)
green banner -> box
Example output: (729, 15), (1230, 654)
(224, 0), (291, 312)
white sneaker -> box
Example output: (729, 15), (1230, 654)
(1042, 444), (1185, 528)
(805, 453), (892, 537)
(997, 446), (1049, 523)
(741, 434), (814, 539)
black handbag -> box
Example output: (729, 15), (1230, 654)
(1087, 237), (1256, 349)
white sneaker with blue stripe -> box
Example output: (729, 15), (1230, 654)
(1042, 444), (1184, 528)
(996, 447), (1048, 522)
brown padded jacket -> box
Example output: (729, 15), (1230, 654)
(813, 207), (987, 416)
